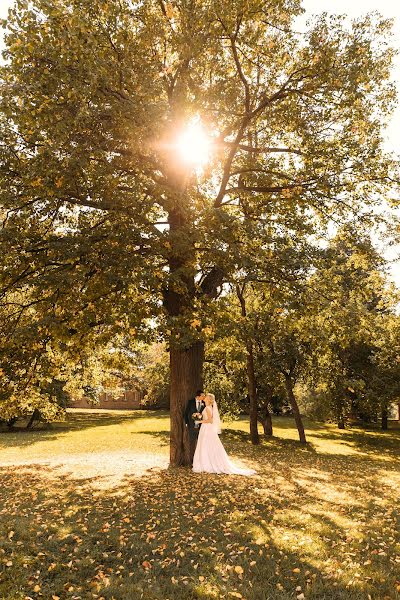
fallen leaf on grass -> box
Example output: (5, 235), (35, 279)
(234, 565), (244, 574)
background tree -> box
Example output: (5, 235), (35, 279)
(1, 0), (398, 464)
(304, 227), (399, 428)
(126, 341), (171, 409)
(203, 332), (246, 421)
(368, 312), (400, 429)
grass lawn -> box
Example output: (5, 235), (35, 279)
(0, 410), (399, 600)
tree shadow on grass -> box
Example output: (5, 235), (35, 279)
(269, 416), (329, 432)
(0, 462), (398, 600)
(0, 410), (170, 448)
(136, 430), (170, 446)
(3, 409), (169, 431)
(308, 428), (400, 463)
(222, 429), (319, 458)
(136, 428), (319, 462)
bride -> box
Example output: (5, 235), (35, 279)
(192, 393), (256, 476)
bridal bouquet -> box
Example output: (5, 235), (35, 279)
(192, 412), (203, 422)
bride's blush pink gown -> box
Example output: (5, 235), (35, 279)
(192, 407), (256, 475)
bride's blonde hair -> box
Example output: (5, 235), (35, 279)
(205, 393), (215, 404)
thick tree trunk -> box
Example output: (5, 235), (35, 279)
(246, 345), (260, 445)
(381, 407), (388, 431)
(164, 121), (223, 466)
(284, 374), (306, 443)
(164, 191), (200, 467)
(169, 341), (204, 467)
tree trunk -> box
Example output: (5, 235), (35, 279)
(381, 407), (388, 431)
(164, 192), (200, 467)
(261, 410), (273, 436)
(26, 409), (40, 429)
(338, 418), (345, 429)
(163, 112), (223, 466)
(169, 341), (204, 467)
(246, 345), (260, 445)
(236, 283), (259, 445)
(258, 384), (273, 436)
(284, 374), (306, 443)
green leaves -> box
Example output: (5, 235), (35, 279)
(1, 0), (398, 439)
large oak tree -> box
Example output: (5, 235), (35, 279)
(0, 0), (397, 464)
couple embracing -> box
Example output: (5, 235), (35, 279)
(184, 390), (255, 476)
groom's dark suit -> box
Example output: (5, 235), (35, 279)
(184, 397), (205, 465)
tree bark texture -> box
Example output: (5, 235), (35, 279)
(236, 284), (259, 445)
(258, 384), (273, 436)
(169, 341), (204, 466)
(284, 374), (306, 443)
(246, 345), (260, 445)
(165, 195), (202, 466)
(26, 409), (40, 429)
(381, 407), (388, 431)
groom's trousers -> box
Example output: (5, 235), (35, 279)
(189, 428), (199, 466)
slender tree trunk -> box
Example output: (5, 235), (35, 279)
(381, 407), (388, 431)
(169, 341), (204, 466)
(284, 374), (306, 443)
(26, 409), (40, 429)
(236, 283), (259, 445)
(263, 411), (273, 436)
(246, 345), (260, 445)
(259, 407), (273, 436)
(337, 407), (345, 429)
(258, 384), (273, 436)
(262, 385), (273, 436)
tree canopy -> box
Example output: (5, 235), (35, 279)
(1, 0), (399, 463)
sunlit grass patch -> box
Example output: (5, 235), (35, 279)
(0, 410), (399, 599)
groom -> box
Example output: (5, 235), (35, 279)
(184, 389), (206, 466)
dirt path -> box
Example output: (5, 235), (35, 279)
(0, 450), (169, 487)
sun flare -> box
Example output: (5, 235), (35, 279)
(176, 120), (212, 168)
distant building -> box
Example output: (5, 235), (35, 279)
(69, 388), (143, 410)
